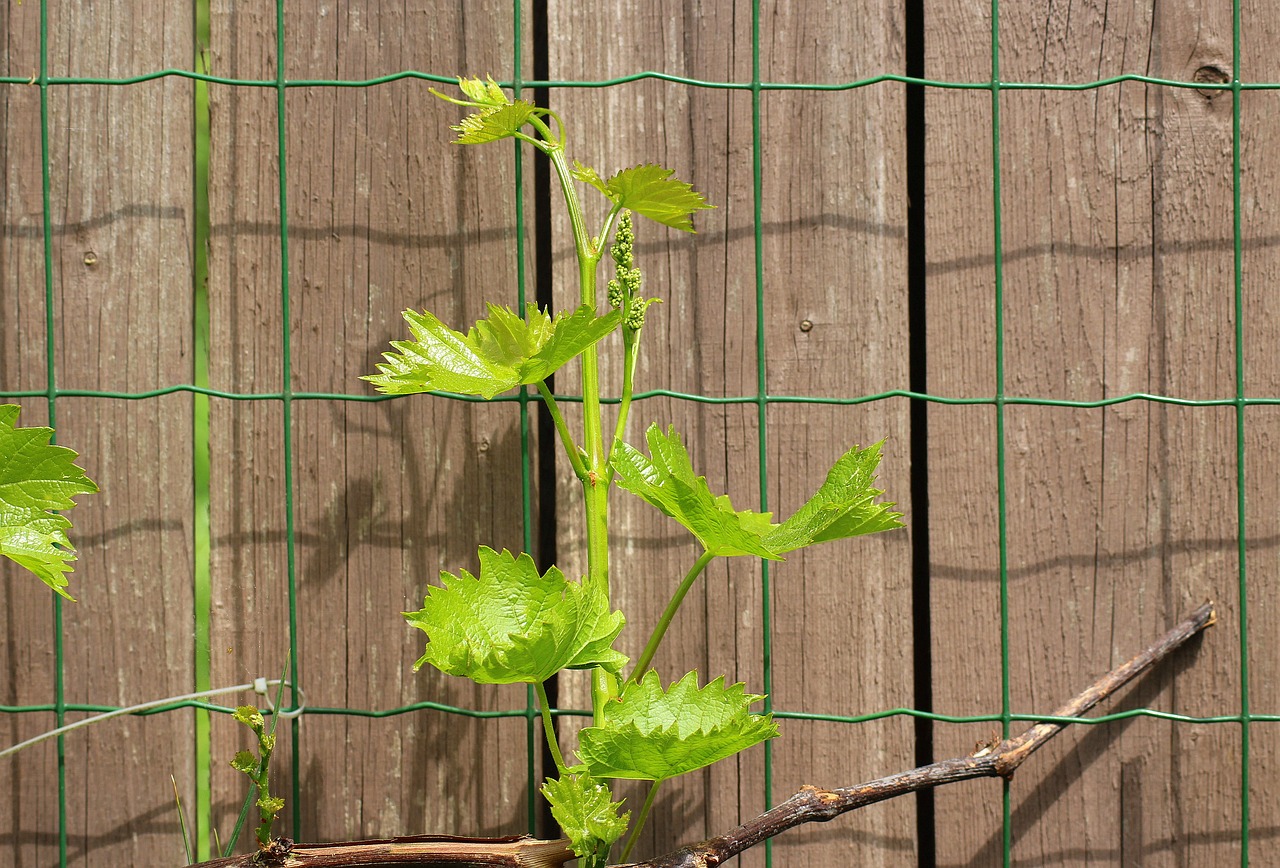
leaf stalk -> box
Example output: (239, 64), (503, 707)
(535, 680), (568, 775)
(629, 550), (717, 683)
(620, 779), (664, 862)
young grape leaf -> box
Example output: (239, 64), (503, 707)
(576, 670), (778, 782)
(405, 546), (627, 685)
(570, 160), (609, 198)
(541, 773), (630, 861)
(762, 441), (904, 554)
(615, 425), (903, 561)
(610, 425), (780, 559)
(452, 100), (539, 145)
(456, 75), (508, 107)
(0, 404), (98, 599)
(230, 751), (258, 776)
(365, 303), (620, 399)
(600, 164), (714, 232)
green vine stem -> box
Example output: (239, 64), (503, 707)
(619, 779), (664, 862)
(607, 328), (641, 466)
(534, 681), (568, 775)
(629, 550), (717, 683)
(536, 381), (587, 482)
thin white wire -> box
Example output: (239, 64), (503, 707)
(0, 678), (306, 760)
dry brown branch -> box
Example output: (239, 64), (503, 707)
(188, 602), (1213, 868)
(191, 834), (574, 867)
(619, 601), (1215, 868)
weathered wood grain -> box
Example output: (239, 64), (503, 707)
(1, 0), (196, 865)
(927, 0), (1264, 864)
(3, 0), (1272, 864)
(1240, 1), (1280, 861)
(207, 0), (537, 856)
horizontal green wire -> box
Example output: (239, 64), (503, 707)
(1, 69), (1277, 92)
(3, 385), (1278, 408)
(6, 700), (1275, 726)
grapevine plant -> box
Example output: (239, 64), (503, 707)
(365, 76), (903, 866)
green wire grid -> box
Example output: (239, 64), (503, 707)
(1, 0), (1270, 865)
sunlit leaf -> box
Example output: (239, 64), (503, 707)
(0, 404), (98, 599)
(763, 441), (904, 553)
(365, 303), (620, 399)
(611, 425), (780, 559)
(541, 773), (629, 860)
(577, 670), (778, 782)
(405, 547), (627, 685)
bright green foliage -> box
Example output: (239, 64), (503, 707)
(428, 75), (539, 146)
(541, 772), (630, 863)
(763, 440), (905, 553)
(0, 404), (98, 599)
(614, 424), (902, 559)
(573, 162), (714, 232)
(364, 303), (620, 399)
(456, 75), (508, 107)
(232, 705), (265, 730)
(451, 101), (539, 145)
(370, 75), (902, 851)
(611, 425), (782, 559)
(229, 750), (258, 776)
(577, 671), (779, 782)
(405, 546), (627, 684)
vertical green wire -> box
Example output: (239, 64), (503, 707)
(272, 0), (303, 840)
(35, 1), (67, 864)
(749, 1), (772, 866)
(1230, 0), (1250, 862)
(511, 1), (540, 836)
(987, 0), (1013, 864)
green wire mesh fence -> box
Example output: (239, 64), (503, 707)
(2, 0), (1276, 865)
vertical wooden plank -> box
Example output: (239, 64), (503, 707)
(549, 3), (911, 866)
(206, 0), (291, 846)
(929, 0), (1247, 864)
(208, 0), (535, 851)
(1240, 0), (1280, 861)
(2, 1), (196, 865)
(758, 3), (913, 866)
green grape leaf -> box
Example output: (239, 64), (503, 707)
(452, 100), (539, 145)
(577, 670), (778, 782)
(364, 303), (620, 399)
(230, 750), (258, 776)
(763, 441), (904, 554)
(541, 773), (630, 860)
(456, 75), (508, 107)
(571, 160), (609, 198)
(0, 404), (98, 599)
(232, 705), (265, 731)
(601, 164), (714, 232)
(405, 546), (627, 685)
(611, 425), (780, 559)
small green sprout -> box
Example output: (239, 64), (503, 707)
(230, 706), (285, 851)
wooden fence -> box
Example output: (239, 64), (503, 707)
(3, 0), (1278, 865)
